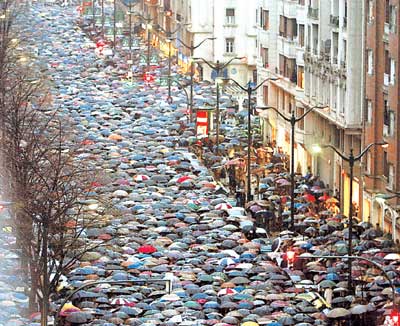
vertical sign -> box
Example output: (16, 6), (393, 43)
(196, 111), (208, 136)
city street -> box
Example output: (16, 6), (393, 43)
(1, 2), (400, 326)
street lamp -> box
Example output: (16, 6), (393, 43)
(297, 254), (398, 321)
(312, 141), (388, 294)
(192, 57), (244, 154)
(223, 77), (278, 203)
(135, 13), (153, 72)
(258, 105), (327, 231)
(170, 79), (190, 122)
(176, 37), (216, 122)
(155, 23), (188, 100)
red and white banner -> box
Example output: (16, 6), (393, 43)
(196, 111), (208, 136)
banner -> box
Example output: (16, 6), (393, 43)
(196, 111), (208, 136)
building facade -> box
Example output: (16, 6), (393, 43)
(363, 0), (400, 239)
(256, 0), (369, 219)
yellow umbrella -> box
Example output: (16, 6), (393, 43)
(241, 322), (259, 326)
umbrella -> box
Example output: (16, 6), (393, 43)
(134, 174), (150, 181)
(215, 203), (233, 210)
(137, 244), (157, 254)
(326, 308), (350, 318)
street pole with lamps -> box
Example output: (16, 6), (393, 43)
(258, 105), (327, 230)
(222, 77), (278, 203)
(135, 13), (153, 72)
(312, 141), (388, 294)
(155, 23), (186, 99)
(296, 254), (398, 322)
(192, 57), (244, 154)
(170, 79), (190, 122)
(176, 37), (216, 122)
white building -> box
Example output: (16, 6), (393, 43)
(156, 0), (258, 86)
(256, 0), (365, 216)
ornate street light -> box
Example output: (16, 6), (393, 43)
(313, 141), (388, 294)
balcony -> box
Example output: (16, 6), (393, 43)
(283, 1), (298, 18)
(278, 37), (297, 58)
(329, 15), (339, 28)
(307, 6), (319, 20)
(258, 30), (269, 46)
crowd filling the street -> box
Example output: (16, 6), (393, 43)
(1, 1), (400, 326)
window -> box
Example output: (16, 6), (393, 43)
(263, 85), (269, 105)
(297, 66), (304, 89)
(279, 55), (297, 82)
(261, 47), (269, 67)
(225, 38), (234, 53)
(226, 8), (235, 25)
(260, 9), (269, 30)
(383, 151), (389, 178)
(389, 5), (397, 32)
(367, 49), (373, 75)
(367, 0), (374, 23)
(365, 152), (371, 174)
(384, 49), (390, 85)
(299, 24), (305, 47)
(390, 58), (396, 85)
(279, 16), (297, 40)
(365, 99), (372, 124)
(298, 0), (305, 5)
(385, 0), (390, 23)
(388, 164), (394, 189)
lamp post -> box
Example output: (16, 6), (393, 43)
(297, 255), (397, 316)
(176, 38), (216, 122)
(313, 141), (388, 294)
(170, 79), (190, 122)
(192, 57), (244, 154)
(135, 13), (153, 72)
(223, 78), (277, 203)
(155, 24), (185, 100)
(258, 105), (327, 231)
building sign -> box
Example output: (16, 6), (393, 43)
(196, 111), (208, 136)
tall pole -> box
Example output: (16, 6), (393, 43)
(290, 111), (296, 231)
(147, 22), (151, 72)
(113, 0), (116, 49)
(92, 0), (95, 30)
(190, 42), (194, 123)
(168, 38), (172, 98)
(246, 85), (252, 202)
(176, 38), (216, 123)
(128, 3), (132, 60)
(314, 142), (387, 295)
(348, 149), (354, 295)
(101, 0), (104, 37)
(215, 67), (220, 154)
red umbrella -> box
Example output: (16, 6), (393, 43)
(137, 244), (157, 254)
(318, 193), (330, 201)
(177, 175), (193, 183)
(303, 193), (316, 203)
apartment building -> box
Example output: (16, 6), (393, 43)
(143, 0), (258, 85)
(363, 0), (400, 239)
(256, 0), (368, 218)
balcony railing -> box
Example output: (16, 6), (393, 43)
(330, 15), (339, 27)
(307, 6), (319, 19)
